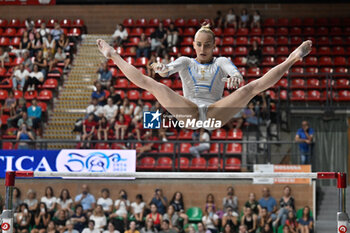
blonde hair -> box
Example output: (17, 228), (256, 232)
(195, 23), (215, 43)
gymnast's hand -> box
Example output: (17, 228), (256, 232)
(96, 39), (115, 59)
(151, 62), (174, 74)
(222, 72), (243, 89)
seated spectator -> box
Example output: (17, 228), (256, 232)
(132, 99), (149, 125)
(162, 53), (170, 65)
(273, 186), (295, 228)
(96, 62), (112, 89)
(243, 102), (263, 126)
(141, 218), (158, 233)
(213, 10), (225, 28)
(22, 50), (34, 70)
(47, 221), (58, 233)
(24, 64), (44, 92)
(12, 187), (22, 212)
(92, 82), (106, 106)
(146, 54), (157, 78)
(54, 209), (68, 233)
(109, 86), (122, 105)
(169, 191), (188, 225)
(197, 222), (211, 233)
(74, 184), (96, 214)
(110, 190), (130, 226)
(13, 31), (31, 57)
(260, 223), (273, 233)
(0, 46), (9, 68)
(31, 32), (43, 57)
(89, 205), (107, 232)
(16, 203), (32, 233)
(136, 130), (160, 157)
(124, 221), (140, 233)
(97, 116), (110, 141)
(146, 203), (163, 231)
(202, 206), (219, 233)
(103, 97), (118, 123)
(51, 22), (63, 42)
(257, 207), (272, 232)
(56, 189), (74, 217)
(205, 194), (216, 212)
(159, 220), (177, 233)
(25, 18), (35, 33)
(27, 99), (42, 130)
(131, 194), (146, 224)
(40, 186), (57, 217)
(238, 225), (248, 233)
(241, 207), (257, 233)
(43, 34), (56, 59)
(222, 207), (239, 232)
(247, 40), (262, 68)
(225, 8), (237, 29)
(166, 23), (179, 48)
(285, 211), (298, 233)
(222, 186), (238, 215)
(82, 220), (100, 233)
(58, 34), (71, 54)
(258, 188), (277, 221)
(114, 114), (129, 140)
(34, 50), (48, 76)
(64, 220), (79, 233)
(297, 206), (313, 233)
(97, 188), (113, 216)
(31, 202), (51, 233)
(244, 193), (260, 217)
(37, 22), (50, 39)
(239, 8), (250, 28)
(8, 98), (27, 128)
(222, 223), (235, 233)
(86, 98), (103, 120)
(70, 204), (87, 233)
(189, 129), (210, 158)
(23, 189), (38, 213)
(112, 24), (128, 47)
(136, 33), (151, 59)
(151, 22), (167, 57)
(163, 205), (180, 231)
(0, 90), (16, 117)
(250, 10), (261, 29)
(12, 63), (29, 91)
(17, 123), (35, 149)
(50, 46), (70, 72)
(81, 113), (97, 148)
(119, 97), (133, 125)
(103, 222), (120, 233)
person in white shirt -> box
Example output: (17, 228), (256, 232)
(97, 188), (113, 216)
(82, 220), (100, 233)
(86, 98), (103, 119)
(131, 194), (146, 223)
(12, 64), (29, 91)
(225, 8), (237, 29)
(112, 24), (128, 47)
(64, 220), (79, 233)
(0, 47), (9, 68)
(97, 25), (312, 130)
(202, 206), (219, 233)
(89, 205), (107, 232)
(189, 129), (210, 158)
(49, 46), (70, 71)
(56, 189), (74, 217)
(24, 64), (44, 92)
(37, 22), (51, 39)
(103, 97), (118, 123)
(110, 190), (130, 227)
(40, 186), (57, 216)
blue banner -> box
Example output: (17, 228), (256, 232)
(0, 150), (136, 178)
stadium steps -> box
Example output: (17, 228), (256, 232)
(43, 34), (111, 148)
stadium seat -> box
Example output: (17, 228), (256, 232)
(0, 67), (6, 77)
(14, 90), (23, 99)
(318, 46), (332, 56)
(125, 37), (140, 47)
(234, 46), (247, 56)
(127, 90), (140, 100)
(291, 78), (305, 89)
(129, 27), (144, 36)
(141, 91), (155, 101)
(305, 56), (318, 66)
(114, 90), (125, 99)
(333, 46), (345, 55)
(262, 46), (275, 56)
(123, 18), (134, 27)
(208, 143), (222, 154)
(222, 37), (234, 46)
(235, 37), (248, 46)
(182, 27), (196, 36)
(2, 142), (14, 150)
(290, 90), (306, 101)
(0, 89), (8, 100)
(186, 18), (198, 27)
(318, 36), (330, 45)
(306, 90), (322, 101)
(263, 27), (275, 36)
(237, 67), (246, 76)
(46, 19), (58, 28)
(162, 18), (172, 27)
(178, 130), (193, 140)
(24, 90), (37, 100)
(263, 18), (275, 27)
(278, 18), (290, 27)
(159, 143), (174, 154)
(306, 79), (320, 89)
(261, 56), (275, 66)
(180, 47), (193, 56)
(303, 27), (315, 36)
(8, 19), (21, 28)
(125, 57), (135, 65)
(0, 37), (10, 46)
(320, 79), (334, 89)
(42, 79), (58, 89)
(72, 19), (84, 27)
(265, 90), (277, 100)
(137, 157), (155, 171)
(317, 27), (329, 36)
(225, 157), (241, 171)
(232, 57), (246, 66)
(276, 56), (287, 64)
(276, 36), (288, 45)
(334, 67), (348, 78)
(315, 18), (328, 26)
(3, 28), (16, 37)
(168, 46), (179, 56)
(226, 143), (242, 154)
(227, 129), (243, 140)
(207, 157), (223, 172)
(236, 28), (249, 36)
(335, 79), (349, 89)
(135, 18), (147, 27)
(147, 18), (159, 27)
(250, 36), (261, 45)
(174, 18), (185, 27)
(175, 157), (190, 171)
(144, 27), (155, 36)
(37, 101), (47, 112)
(290, 27), (302, 36)
(135, 57), (148, 67)
(181, 37), (194, 46)
(319, 56), (333, 66)
(250, 28), (261, 36)
(0, 19), (8, 27)
(190, 158), (207, 171)
(212, 28), (222, 37)
(330, 27), (343, 36)
(179, 143), (192, 154)
(37, 90), (53, 101)
(60, 19), (71, 28)
(10, 37), (21, 47)
(221, 46), (233, 56)
(274, 78), (288, 89)
(336, 90), (350, 101)
(303, 18), (314, 26)
(247, 67), (261, 78)
(276, 27), (288, 36)
(115, 79), (128, 89)
(334, 57), (347, 66)
(156, 157), (173, 171)
(211, 129), (227, 140)
(279, 90), (288, 100)
(289, 67), (304, 77)
(223, 27), (235, 36)
(95, 143), (110, 149)
(332, 37), (344, 46)
(187, 207), (203, 222)
(263, 36), (275, 45)
(305, 67), (319, 77)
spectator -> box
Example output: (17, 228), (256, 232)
(222, 186), (238, 215)
(74, 184), (96, 213)
(16, 123), (35, 149)
(92, 82), (106, 106)
(22, 50), (33, 70)
(31, 202), (51, 233)
(50, 46), (70, 72)
(159, 220), (177, 233)
(214, 10), (225, 28)
(112, 24), (128, 47)
(225, 8), (237, 29)
(0, 46), (9, 68)
(89, 205), (107, 231)
(43, 34), (56, 59)
(141, 218), (158, 233)
(37, 22), (50, 39)
(27, 98), (42, 130)
(295, 121), (314, 164)
(260, 224), (273, 233)
(202, 206), (219, 233)
(86, 98), (103, 119)
(56, 189), (74, 216)
(110, 189), (130, 226)
(136, 33), (151, 59)
(58, 34), (71, 54)
(162, 53), (170, 65)
(247, 40), (262, 68)
(166, 23), (179, 48)
(297, 206), (313, 233)
(188, 225), (196, 233)
(12, 63), (29, 91)
(114, 114), (129, 140)
(146, 203), (163, 231)
(131, 194), (146, 224)
(285, 211), (298, 233)
(16, 203), (32, 233)
(189, 128), (210, 158)
(14, 31), (31, 57)
(25, 18), (35, 33)
(151, 22), (167, 57)
(238, 225), (248, 233)
(243, 102), (262, 126)
(31, 32), (43, 56)
(244, 193), (260, 217)
(197, 222), (211, 233)
(81, 113), (97, 148)
(12, 187), (22, 212)
(97, 116), (110, 141)
(40, 186), (57, 217)
(109, 86), (122, 105)
(125, 221), (140, 233)
(136, 130), (160, 157)
(97, 188), (113, 216)
(54, 209), (68, 233)
(222, 207), (239, 232)
(169, 191), (188, 225)
(0, 90), (16, 117)
(7, 98), (27, 128)
(132, 99), (149, 125)
(241, 207), (257, 233)
(24, 64), (44, 92)
(103, 97), (118, 123)
(119, 97), (133, 124)
(222, 223), (235, 233)
(228, 109), (244, 130)
(239, 9), (249, 28)
(64, 220), (79, 233)
(250, 10), (261, 29)
(82, 220), (100, 233)
(103, 222), (120, 233)
(96, 62), (112, 89)
(163, 205), (180, 231)
(273, 186), (295, 228)
(146, 54), (157, 78)
(34, 50), (48, 76)
(70, 204), (87, 233)
(257, 208), (272, 232)
(205, 194), (216, 212)
(258, 188), (277, 221)
(51, 22), (63, 42)
(47, 221), (58, 233)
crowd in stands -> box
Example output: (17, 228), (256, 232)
(0, 184), (313, 233)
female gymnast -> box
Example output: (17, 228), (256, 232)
(97, 25), (312, 130)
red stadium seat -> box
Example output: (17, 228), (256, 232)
(172, 79), (182, 89)
(178, 130), (193, 140)
(16, 28), (26, 37)
(250, 36), (261, 45)
(222, 37), (234, 46)
(291, 78), (305, 89)
(234, 46), (247, 56)
(278, 18), (290, 27)
(225, 157), (241, 171)
(332, 37), (344, 46)
(303, 18), (314, 26)
(35, 19), (45, 27)
(183, 27), (196, 36)
(72, 19), (85, 27)
(24, 90), (37, 100)
(162, 18), (172, 27)
(0, 19), (8, 27)
(263, 18), (275, 27)
(181, 37), (194, 46)
(0, 67), (6, 77)
(135, 57), (148, 66)
(37, 90), (53, 101)
(262, 56), (275, 66)
(276, 56), (287, 64)
(250, 28), (261, 36)
(318, 36), (330, 45)
(220, 46), (233, 56)
(335, 79), (349, 89)
(129, 27), (144, 36)
(317, 27), (329, 36)
(179, 143), (192, 154)
(208, 143), (222, 154)
(123, 18), (134, 27)
(237, 67), (246, 76)
(290, 27), (302, 36)
(265, 90), (277, 100)
(174, 18), (185, 27)
(115, 79), (128, 88)
(276, 27), (288, 36)
(235, 37), (248, 46)
(330, 27), (343, 36)
(227, 129), (243, 140)
(125, 37), (140, 47)
(212, 47), (220, 56)
(226, 143), (242, 154)
(305, 67), (319, 76)
(180, 47), (193, 56)
(333, 46), (345, 55)
(263, 36), (275, 46)
(319, 56), (333, 66)
(290, 90), (306, 101)
(247, 67), (261, 78)
(212, 28), (222, 37)
(141, 91), (155, 101)
(0, 89), (8, 100)
(10, 37), (21, 47)
(236, 28), (249, 36)
(46, 19), (58, 28)
(306, 90), (322, 101)
(125, 57), (135, 65)
(127, 90), (140, 100)
(42, 78), (58, 89)
(114, 90), (125, 99)
(318, 46), (332, 56)
(190, 158), (207, 171)
(2, 142), (14, 150)
(334, 57), (347, 66)
(207, 157), (223, 172)
(263, 27), (275, 36)
(160, 79), (172, 88)
(336, 90), (350, 101)
(148, 18), (160, 27)
(175, 157), (190, 171)
(290, 36), (302, 45)
(95, 143), (110, 149)
(223, 27), (235, 36)
(279, 90), (288, 100)
(277, 36), (288, 45)
(137, 157), (155, 171)
(275, 78), (288, 89)
(290, 67), (304, 77)
(187, 18), (199, 27)
(159, 143), (174, 154)
(8, 19), (21, 28)
(3, 28), (16, 37)
(315, 18), (328, 26)
(168, 46), (179, 56)
(232, 57), (246, 66)
(306, 79), (320, 89)
(60, 19), (71, 28)
(145, 27), (155, 36)
(211, 129), (227, 140)
(262, 46), (275, 55)
(303, 27), (315, 36)
(135, 18), (147, 27)
(214, 37), (221, 46)
(334, 67), (348, 78)
(156, 157), (173, 171)
(305, 56), (318, 66)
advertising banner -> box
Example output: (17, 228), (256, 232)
(0, 0), (55, 5)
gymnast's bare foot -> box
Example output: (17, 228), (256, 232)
(97, 39), (114, 59)
(289, 40), (312, 62)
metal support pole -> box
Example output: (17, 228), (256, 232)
(1, 171), (15, 233)
(336, 173), (348, 233)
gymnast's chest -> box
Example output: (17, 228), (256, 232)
(188, 64), (220, 84)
